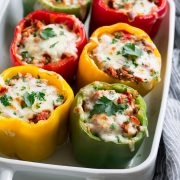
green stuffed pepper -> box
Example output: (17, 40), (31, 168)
(34, 0), (91, 22)
(23, 0), (37, 16)
(70, 81), (148, 168)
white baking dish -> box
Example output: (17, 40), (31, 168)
(0, 0), (175, 179)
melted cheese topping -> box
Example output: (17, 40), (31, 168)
(18, 24), (78, 65)
(107, 0), (158, 16)
(92, 33), (160, 82)
(82, 88), (146, 147)
(0, 73), (64, 122)
(49, 0), (87, 6)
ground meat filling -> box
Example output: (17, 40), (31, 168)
(106, 0), (158, 19)
(49, 0), (87, 6)
(17, 19), (79, 66)
(82, 89), (144, 143)
(0, 73), (64, 123)
(92, 31), (160, 83)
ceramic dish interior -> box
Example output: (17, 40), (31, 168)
(0, 0), (175, 179)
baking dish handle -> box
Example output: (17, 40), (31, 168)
(0, 169), (14, 180)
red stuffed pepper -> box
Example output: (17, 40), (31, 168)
(89, 0), (167, 37)
(10, 10), (87, 82)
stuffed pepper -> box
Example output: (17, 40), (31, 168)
(89, 0), (167, 37)
(34, 0), (91, 22)
(23, 0), (36, 16)
(77, 23), (161, 96)
(70, 81), (148, 168)
(10, 10), (87, 82)
(0, 66), (74, 161)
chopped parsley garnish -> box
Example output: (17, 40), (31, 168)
(33, 31), (37, 37)
(56, 0), (62, 2)
(23, 91), (46, 107)
(21, 86), (26, 91)
(90, 96), (128, 117)
(21, 51), (29, 59)
(36, 79), (42, 84)
(36, 92), (45, 101)
(49, 41), (59, 48)
(22, 77), (26, 82)
(5, 79), (10, 85)
(153, 76), (158, 81)
(12, 74), (19, 80)
(110, 123), (116, 130)
(21, 51), (34, 63)
(111, 38), (118, 44)
(132, 59), (139, 67)
(59, 25), (64, 29)
(114, 32), (121, 39)
(115, 3), (125, 8)
(123, 64), (130, 68)
(116, 50), (121, 55)
(107, 57), (111, 61)
(45, 56), (51, 64)
(36, 103), (41, 109)
(0, 94), (12, 106)
(40, 28), (57, 40)
(151, 70), (159, 80)
(23, 92), (36, 107)
(56, 95), (64, 103)
(122, 43), (142, 60)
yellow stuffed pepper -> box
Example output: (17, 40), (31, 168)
(0, 66), (74, 161)
(77, 23), (161, 96)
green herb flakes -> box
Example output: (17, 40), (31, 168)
(122, 43), (142, 60)
(90, 96), (128, 117)
(36, 103), (41, 109)
(116, 4), (125, 8)
(36, 92), (45, 101)
(111, 38), (118, 44)
(151, 70), (159, 81)
(56, 95), (64, 103)
(40, 28), (57, 40)
(23, 91), (46, 107)
(0, 94), (12, 106)
(21, 86), (26, 91)
(5, 79), (10, 85)
(110, 123), (116, 130)
(49, 41), (59, 48)
(21, 51), (34, 63)
(114, 32), (121, 39)
(116, 51), (121, 55)
(23, 92), (36, 107)
(107, 57), (111, 61)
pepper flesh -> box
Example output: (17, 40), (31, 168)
(0, 66), (74, 161)
(89, 0), (167, 37)
(35, 0), (91, 22)
(10, 10), (87, 82)
(77, 23), (161, 96)
(70, 81), (148, 168)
